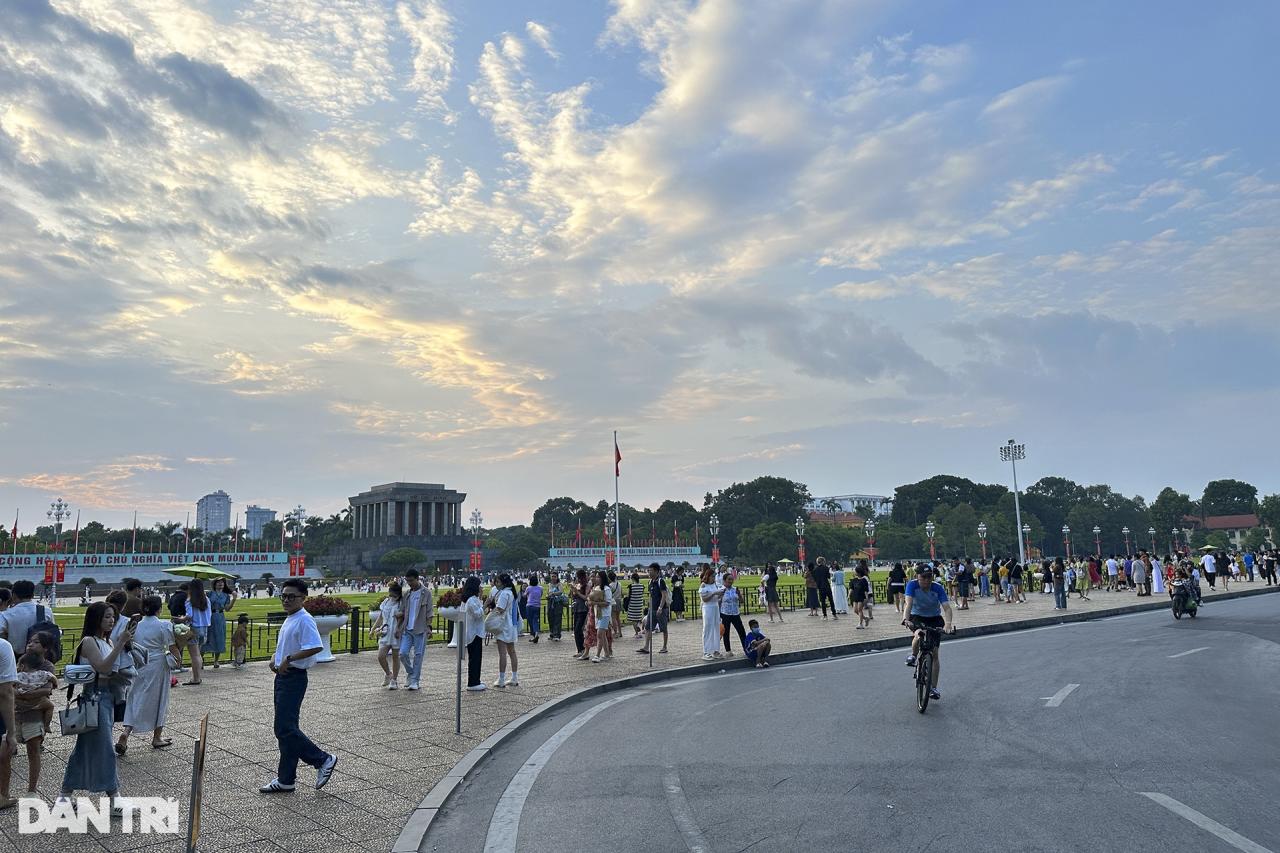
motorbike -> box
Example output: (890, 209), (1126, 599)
(1170, 579), (1198, 620)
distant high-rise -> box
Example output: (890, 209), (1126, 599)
(196, 490), (232, 533)
(245, 505), (276, 540)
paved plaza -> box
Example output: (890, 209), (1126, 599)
(7, 582), (1273, 852)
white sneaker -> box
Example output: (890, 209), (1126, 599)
(406, 681), (419, 691)
(388, 679), (398, 690)
(702, 654), (716, 661)
(382, 674), (391, 687)
(259, 778), (296, 793)
(493, 677), (506, 688)
(590, 655), (602, 662)
(446, 642), (458, 649)
(508, 675), (520, 686)
(466, 683), (487, 691)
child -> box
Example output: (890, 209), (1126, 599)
(231, 614), (249, 668)
(744, 619), (772, 669)
(14, 650), (58, 794)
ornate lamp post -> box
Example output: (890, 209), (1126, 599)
(1122, 526), (1131, 555)
(925, 520), (936, 561)
(47, 498), (71, 605)
(1062, 524), (1071, 559)
(1093, 525), (1102, 557)
(1148, 526), (1157, 553)
(469, 509), (483, 573)
(976, 521), (987, 562)
(1000, 439), (1028, 579)
(603, 508), (616, 568)
(866, 518), (878, 564)
(709, 514), (720, 565)
(1021, 523), (1031, 563)
(795, 516), (806, 567)
(1171, 527), (1179, 556)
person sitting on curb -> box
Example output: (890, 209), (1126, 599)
(745, 620), (772, 669)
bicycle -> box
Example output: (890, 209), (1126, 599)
(910, 623), (943, 713)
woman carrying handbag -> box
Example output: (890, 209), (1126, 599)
(61, 602), (136, 814)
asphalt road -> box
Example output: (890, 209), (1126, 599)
(422, 593), (1280, 853)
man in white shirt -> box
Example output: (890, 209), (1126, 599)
(396, 569), (431, 692)
(0, 581), (42, 651)
(260, 578), (337, 794)
(0, 636), (18, 810)
(1200, 552), (1217, 589)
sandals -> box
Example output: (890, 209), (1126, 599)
(152, 739), (173, 749)
(114, 739), (128, 756)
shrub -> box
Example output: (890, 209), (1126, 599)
(303, 595), (351, 616)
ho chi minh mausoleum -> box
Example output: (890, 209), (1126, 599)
(319, 482), (493, 575)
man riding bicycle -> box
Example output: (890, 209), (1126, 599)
(903, 564), (955, 701)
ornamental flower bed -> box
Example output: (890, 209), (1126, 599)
(303, 595), (352, 616)
(437, 588), (463, 608)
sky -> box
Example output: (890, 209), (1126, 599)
(1, 0), (1278, 532)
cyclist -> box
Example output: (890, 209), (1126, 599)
(903, 564), (955, 701)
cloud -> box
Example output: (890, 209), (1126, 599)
(981, 74), (1069, 121)
(398, 1), (456, 116)
(12, 455), (175, 512)
(185, 457), (235, 466)
(526, 21), (560, 59)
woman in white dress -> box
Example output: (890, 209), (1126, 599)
(489, 573), (520, 687)
(116, 596), (181, 754)
(698, 564), (724, 661)
(370, 582), (403, 689)
(1152, 556), (1167, 595)
(832, 564), (849, 615)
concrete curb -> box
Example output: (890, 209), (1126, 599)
(391, 583), (1277, 852)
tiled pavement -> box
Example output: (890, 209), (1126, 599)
(8, 581), (1272, 852)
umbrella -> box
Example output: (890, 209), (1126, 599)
(776, 558), (795, 564)
(1197, 546), (1217, 552)
(166, 561), (237, 580)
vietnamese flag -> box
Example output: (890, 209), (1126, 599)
(614, 437), (621, 477)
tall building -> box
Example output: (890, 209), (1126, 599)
(196, 490), (232, 533)
(245, 505), (276, 540)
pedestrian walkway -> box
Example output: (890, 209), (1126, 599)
(6, 582), (1269, 852)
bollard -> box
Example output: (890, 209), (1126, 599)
(349, 607), (361, 654)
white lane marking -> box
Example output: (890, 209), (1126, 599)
(663, 767), (711, 853)
(1139, 793), (1275, 853)
(1168, 646), (1210, 658)
(483, 692), (641, 853)
(1041, 684), (1080, 707)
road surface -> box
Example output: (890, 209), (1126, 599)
(422, 593), (1280, 853)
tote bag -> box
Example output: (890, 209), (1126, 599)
(59, 690), (101, 737)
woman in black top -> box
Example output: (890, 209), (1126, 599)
(764, 564), (783, 623)
(888, 563), (907, 615)
(850, 564), (871, 628)
(670, 569), (686, 621)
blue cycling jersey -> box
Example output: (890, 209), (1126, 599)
(904, 579), (948, 617)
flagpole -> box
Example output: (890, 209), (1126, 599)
(73, 510), (81, 554)
(10, 509), (17, 556)
(131, 511), (138, 553)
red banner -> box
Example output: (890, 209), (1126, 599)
(56, 559), (66, 583)
(288, 556), (298, 576)
(297, 555), (305, 575)
(468, 552), (482, 571)
(44, 559), (54, 584)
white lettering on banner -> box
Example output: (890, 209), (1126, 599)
(0, 552), (288, 570)
(19, 796), (180, 835)
(549, 547), (703, 558)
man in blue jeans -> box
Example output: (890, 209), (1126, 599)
(398, 569), (431, 691)
(260, 578), (337, 793)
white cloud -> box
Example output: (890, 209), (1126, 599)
(526, 21), (560, 59)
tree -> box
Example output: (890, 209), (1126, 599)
(1244, 527), (1270, 551)
(1150, 487), (1195, 543)
(1200, 479), (1258, 516)
(260, 520), (284, 545)
(78, 577), (97, 587)
(1257, 494), (1280, 535)
(735, 522), (796, 565)
(891, 476), (1006, 526)
(704, 476), (812, 558)
(379, 547), (427, 572)
(531, 497), (596, 542)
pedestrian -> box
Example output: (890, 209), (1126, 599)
(1051, 557), (1067, 609)
(745, 620), (772, 668)
(888, 563), (907, 614)
(0, 632), (19, 809)
(489, 573), (520, 684)
(626, 572), (646, 636)
(398, 569), (431, 692)
(850, 563), (870, 628)
(370, 581), (403, 689)
(1010, 561), (1026, 602)
(956, 559), (973, 610)
(803, 564), (819, 616)
(0, 580), (46, 652)
(115, 596), (180, 755)
(545, 572), (565, 641)
(205, 578), (236, 669)
(608, 571), (623, 639)
(588, 571), (613, 663)
(1217, 552), (1230, 591)
(526, 573), (543, 643)
(1200, 551), (1217, 589)
(8, 648), (55, 796)
(231, 614), (249, 668)
(570, 570), (591, 660)
(1075, 560), (1091, 600)
(832, 563), (849, 615)
(998, 560), (1011, 601)
(59, 602), (135, 811)
(1132, 555), (1148, 597)
(671, 568), (687, 621)
(698, 565), (724, 661)
(812, 558), (837, 620)
(259, 578), (338, 794)
(638, 563), (669, 655)
(462, 576), (486, 691)
(120, 578), (145, 618)
(182, 580), (211, 685)
(764, 563), (783, 623)
(719, 574), (748, 655)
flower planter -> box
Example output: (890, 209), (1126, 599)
(313, 614), (349, 663)
(437, 606), (464, 622)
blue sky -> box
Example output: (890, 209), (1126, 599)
(1, 0), (1277, 531)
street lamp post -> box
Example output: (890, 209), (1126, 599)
(795, 516), (806, 567)
(1021, 523), (1031, 563)
(1171, 527), (1179, 556)
(999, 440), (1028, 575)
(709, 514), (720, 565)
(1148, 526), (1157, 553)
(976, 522), (987, 562)
(47, 498), (71, 606)
(925, 520), (936, 562)
(469, 509), (483, 573)
(866, 518), (878, 564)
(603, 508), (615, 569)
(1093, 525), (1101, 558)
(1062, 524), (1071, 559)
(1122, 526), (1131, 556)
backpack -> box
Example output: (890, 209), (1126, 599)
(29, 604), (63, 664)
